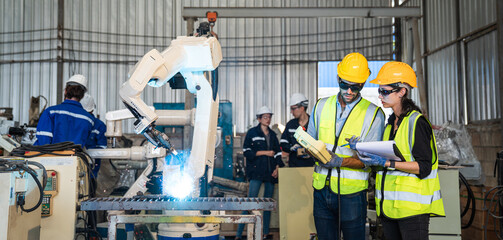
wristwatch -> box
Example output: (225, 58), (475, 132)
(388, 160), (396, 170)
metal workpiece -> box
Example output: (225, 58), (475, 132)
(107, 211), (263, 240)
(81, 196), (276, 211)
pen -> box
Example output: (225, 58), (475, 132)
(340, 143), (349, 147)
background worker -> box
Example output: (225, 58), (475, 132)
(80, 93), (107, 178)
(35, 74), (94, 146)
(307, 52), (385, 240)
(235, 106), (284, 240)
(353, 61), (444, 240)
(280, 93), (315, 167)
(80, 93), (106, 234)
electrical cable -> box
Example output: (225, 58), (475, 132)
(224, 42), (393, 60)
(18, 166), (43, 212)
(0, 159), (46, 213)
(59, 32), (392, 50)
(109, 159), (119, 173)
(337, 167), (342, 240)
(37, 95), (48, 114)
(484, 185), (503, 240)
(11, 142), (93, 164)
(65, 28), (174, 39)
(0, 59), (56, 64)
(0, 28), (57, 35)
(0, 48), (58, 57)
(61, 40), (392, 59)
(11, 142), (98, 234)
(459, 172), (476, 229)
(0, 38), (58, 45)
(62, 24), (392, 40)
(26, 160), (47, 189)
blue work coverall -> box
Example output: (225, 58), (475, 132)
(35, 99), (94, 147)
(85, 117), (107, 178)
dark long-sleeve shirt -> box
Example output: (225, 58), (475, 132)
(280, 118), (315, 167)
(243, 124), (285, 182)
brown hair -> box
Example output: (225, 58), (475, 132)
(64, 85), (86, 101)
(398, 88), (421, 119)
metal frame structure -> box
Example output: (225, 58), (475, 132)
(182, 6), (429, 117)
(498, 1), (503, 149)
(81, 197), (276, 240)
(107, 212), (263, 240)
(81, 196), (276, 211)
(183, 7), (421, 18)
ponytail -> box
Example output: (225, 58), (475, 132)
(398, 89), (421, 120)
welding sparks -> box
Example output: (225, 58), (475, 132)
(162, 170), (194, 199)
(162, 151), (195, 199)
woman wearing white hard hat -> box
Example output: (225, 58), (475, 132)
(235, 106), (284, 240)
(280, 93), (315, 167)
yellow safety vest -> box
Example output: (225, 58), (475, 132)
(376, 110), (445, 219)
(312, 95), (380, 194)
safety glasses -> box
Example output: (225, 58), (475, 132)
(378, 88), (400, 96)
(338, 78), (364, 92)
(290, 106), (300, 111)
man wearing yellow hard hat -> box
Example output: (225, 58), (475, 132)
(307, 53), (385, 240)
(347, 61), (445, 240)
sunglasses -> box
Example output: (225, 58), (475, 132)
(378, 88), (400, 96)
(290, 106), (300, 111)
(338, 78), (364, 92)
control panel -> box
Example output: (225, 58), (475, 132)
(42, 170), (58, 217)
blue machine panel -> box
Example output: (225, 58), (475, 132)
(153, 102), (234, 180)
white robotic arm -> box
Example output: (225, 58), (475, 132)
(119, 36), (222, 151)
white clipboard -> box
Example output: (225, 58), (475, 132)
(355, 140), (405, 161)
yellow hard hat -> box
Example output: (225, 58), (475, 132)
(370, 61), (417, 88)
(337, 53), (370, 84)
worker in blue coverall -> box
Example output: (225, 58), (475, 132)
(235, 106), (285, 240)
(35, 74), (94, 146)
(280, 93), (315, 167)
(80, 93), (107, 179)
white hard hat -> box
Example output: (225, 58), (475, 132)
(66, 74), (88, 91)
(289, 93), (308, 107)
(80, 93), (95, 112)
(256, 106), (273, 117)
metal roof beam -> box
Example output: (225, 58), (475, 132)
(183, 7), (421, 19)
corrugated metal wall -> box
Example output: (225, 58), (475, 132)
(460, 0), (496, 35)
(400, 0), (499, 125)
(63, 0), (185, 132)
(425, 0), (461, 124)
(462, 0), (499, 122)
(466, 31), (500, 121)
(427, 45), (460, 124)
(0, 0), (59, 125)
(400, 0), (423, 65)
(1, 0), (394, 133)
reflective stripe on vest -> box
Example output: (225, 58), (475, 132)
(376, 189), (442, 205)
(312, 96), (380, 194)
(376, 111), (445, 218)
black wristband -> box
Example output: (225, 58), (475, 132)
(388, 160), (395, 170)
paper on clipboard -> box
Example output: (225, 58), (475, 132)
(355, 140), (405, 161)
